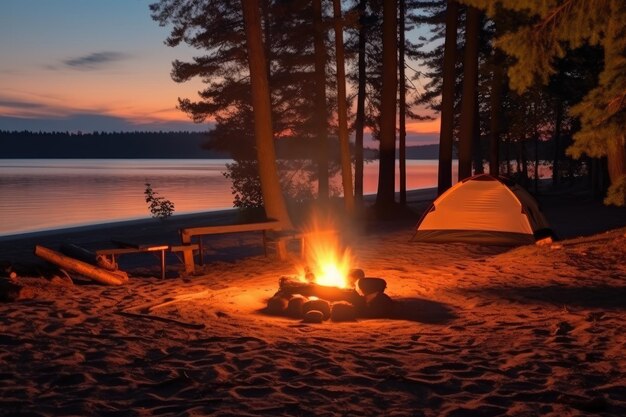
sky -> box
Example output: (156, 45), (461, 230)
(0, 0), (439, 145)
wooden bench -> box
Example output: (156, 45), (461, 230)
(96, 241), (199, 279)
(179, 220), (301, 274)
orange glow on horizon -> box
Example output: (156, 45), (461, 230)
(406, 118), (440, 134)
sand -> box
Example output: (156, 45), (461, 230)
(0, 189), (625, 416)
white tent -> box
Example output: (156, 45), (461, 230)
(414, 174), (553, 245)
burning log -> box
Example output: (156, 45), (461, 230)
(276, 277), (362, 305)
(268, 275), (392, 321)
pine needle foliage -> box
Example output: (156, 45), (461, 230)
(460, 0), (626, 205)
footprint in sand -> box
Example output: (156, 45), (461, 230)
(553, 321), (574, 335)
(232, 385), (276, 398)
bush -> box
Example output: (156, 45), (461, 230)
(144, 183), (175, 220)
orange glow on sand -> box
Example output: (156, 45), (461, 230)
(296, 219), (354, 289)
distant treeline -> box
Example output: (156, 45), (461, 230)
(0, 130), (230, 159)
(1, 130), (450, 160)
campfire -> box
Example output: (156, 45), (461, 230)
(266, 226), (393, 322)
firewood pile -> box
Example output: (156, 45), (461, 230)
(266, 269), (394, 323)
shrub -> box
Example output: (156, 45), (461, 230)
(144, 183), (175, 220)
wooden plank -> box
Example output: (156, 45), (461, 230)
(96, 243), (170, 280)
(180, 220), (282, 241)
(111, 240), (170, 251)
(169, 243), (200, 252)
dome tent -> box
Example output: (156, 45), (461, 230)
(413, 174), (553, 245)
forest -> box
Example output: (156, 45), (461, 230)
(158, 1), (624, 215)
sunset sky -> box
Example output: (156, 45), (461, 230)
(0, 0), (439, 144)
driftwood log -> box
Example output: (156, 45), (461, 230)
(35, 245), (128, 286)
(276, 277), (363, 306)
(60, 243), (117, 270)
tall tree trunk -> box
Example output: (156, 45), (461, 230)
(241, 0), (292, 229)
(505, 137), (511, 175)
(261, 0), (271, 79)
(438, 0), (459, 195)
(489, 44), (504, 177)
(332, 0), (355, 213)
(552, 99), (562, 187)
(521, 140), (528, 185)
(472, 96), (484, 174)
(458, 5), (480, 181)
(376, 0), (398, 207)
(607, 136), (626, 188)
(354, 0), (367, 206)
(313, 0), (329, 203)
(398, 0), (407, 205)
(533, 108), (539, 193)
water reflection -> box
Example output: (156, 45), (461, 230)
(0, 159), (456, 235)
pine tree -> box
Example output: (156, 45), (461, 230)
(437, 0), (459, 194)
(151, 0), (339, 207)
(376, 0), (398, 209)
(462, 0), (626, 205)
(333, 0), (355, 213)
(241, 0), (292, 228)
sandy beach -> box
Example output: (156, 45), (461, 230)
(1, 188), (625, 416)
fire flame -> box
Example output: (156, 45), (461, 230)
(297, 228), (354, 289)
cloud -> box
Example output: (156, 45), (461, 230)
(62, 51), (130, 70)
(0, 99), (48, 110)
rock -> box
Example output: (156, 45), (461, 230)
(331, 301), (357, 322)
(266, 295), (289, 315)
(356, 277), (387, 296)
(302, 299), (331, 321)
(303, 310), (324, 323)
(286, 295), (306, 318)
(366, 292), (394, 318)
(347, 269), (365, 287)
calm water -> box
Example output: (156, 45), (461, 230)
(0, 159), (456, 236)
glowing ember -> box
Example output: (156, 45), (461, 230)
(296, 228), (354, 289)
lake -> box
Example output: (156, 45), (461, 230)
(0, 159), (457, 236)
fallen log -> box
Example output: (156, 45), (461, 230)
(34, 245), (128, 286)
(60, 243), (117, 271)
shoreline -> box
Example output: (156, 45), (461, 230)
(0, 187), (439, 241)
(1, 185), (625, 268)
